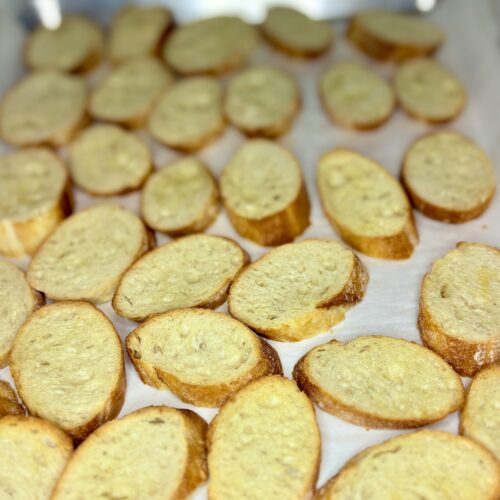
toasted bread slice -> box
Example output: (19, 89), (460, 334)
(419, 242), (500, 376)
(460, 365), (500, 461)
(208, 376), (320, 500)
(148, 77), (225, 152)
(53, 406), (207, 500)
(294, 335), (464, 429)
(394, 58), (466, 123)
(262, 6), (333, 57)
(0, 262), (44, 367)
(10, 301), (125, 441)
(126, 308), (282, 406)
(402, 131), (495, 223)
(317, 430), (500, 499)
(163, 16), (257, 75)
(89, 56), (173, 128)
(27, 204), (152, 303)
(319, 61), (395, 130)
(141, 157), (219, 236)
(224, 65), (299, 137)
(108, 5), (172, 63)
(348, 10), (444, 61)
(0, 148), (72, 257)
(228, 239), (368, 342)
(0, 70), (87, 147)
(113, 234), (249, 322)
(220, 140), (310, 246)
(0, 381), (24, 417)
(25, 14), (103, 73)
(68, 124), (152, 196)
(0, 415), (73, 499)
(318, 149), (417, 259)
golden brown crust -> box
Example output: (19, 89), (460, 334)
(0, 381), (25, 417)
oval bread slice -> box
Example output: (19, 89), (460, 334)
(141, 157), (219, 235)
(262, 6), (333, 57)
(0, 262), (44, 367)
(348, 9), (444, 61)
(27, 204), (152, 303)
(294, 335), (465, 429)
(0, 148), (72, 257)
(220, 140), (310, 246)
(460, 365), (500, 461)
(148, 77), (225, 152)
(228, 239), (368, 342)
(318, 149), (418, 259)
(89, 56), (173, 128)
(0, 415), (73, 500)
(68, 124), (152, 195)
(163, 16), (257, 75)
(316, 430), (500, 499)
(402, 131), (496, 223)
(319, 61), (395, 130)
(10, 301), (125, 441)
(0, 70), (87, 147)
(394, 58), (466, 123)
(419, 242), (500, 376)
(0, 380), (24, 417)
(52, 406), (207, 500)
(108, 5), (172, 63)
(208, 376), (320, 500)
(113, 234), (249, 322)
(25, 14), (103, 73)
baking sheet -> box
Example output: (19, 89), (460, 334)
(0, 0), (499, 495)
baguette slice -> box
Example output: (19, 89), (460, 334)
(395, 58), (466, 123)
(0, 148), (72, 257)
(27, 204), (152, 303)
(163, 16), (257, 75)
(348, 10), (444, 61)
(220, 139), (310, 246)
(262, 6), (333, 57)
(228, 239), (368, 342)
(224, 65), (299, 137)
(25, 14), (103, 73)
(319, 61), (395, 130)
(126, 308), (282, 406)
(0, 70), (87, 147)
(0, 262), (44, 367)
(53, 406), (207, 500)
(460, 365), (500, 461)
(318, 149), (418, 259)
(148, 77), (225, 152)
(402, 131), (495, 222)
(68, 124), (152, 195)
(316, 430), (500, 499)
(0, 415), (73, 500)
(208, 376), (320, 500)
(108, 5), (172, 63)
(0, 380), (24, 417)
(141, 157), (219, 235)
(10, 301), (125, 441)
(419, 242), (500, 376)
(113, 234), (249, 322)
(89, 56), (173, 128)
(294, 335), (464, 429)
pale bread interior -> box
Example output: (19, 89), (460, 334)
(11, 303), (122, 432)
(404, 132), (495, 211)
(142, 157), (216, 232)
(28, 204), (147, 302)
(422, 243), (500, 343)
(69, 125), (150, 195)
(318, 150), (410, 237)
(225, 65), (298, 131)
(221, 140), (301, 219)
(320, 61), (394, 127)
(209, 376), (319, 500)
